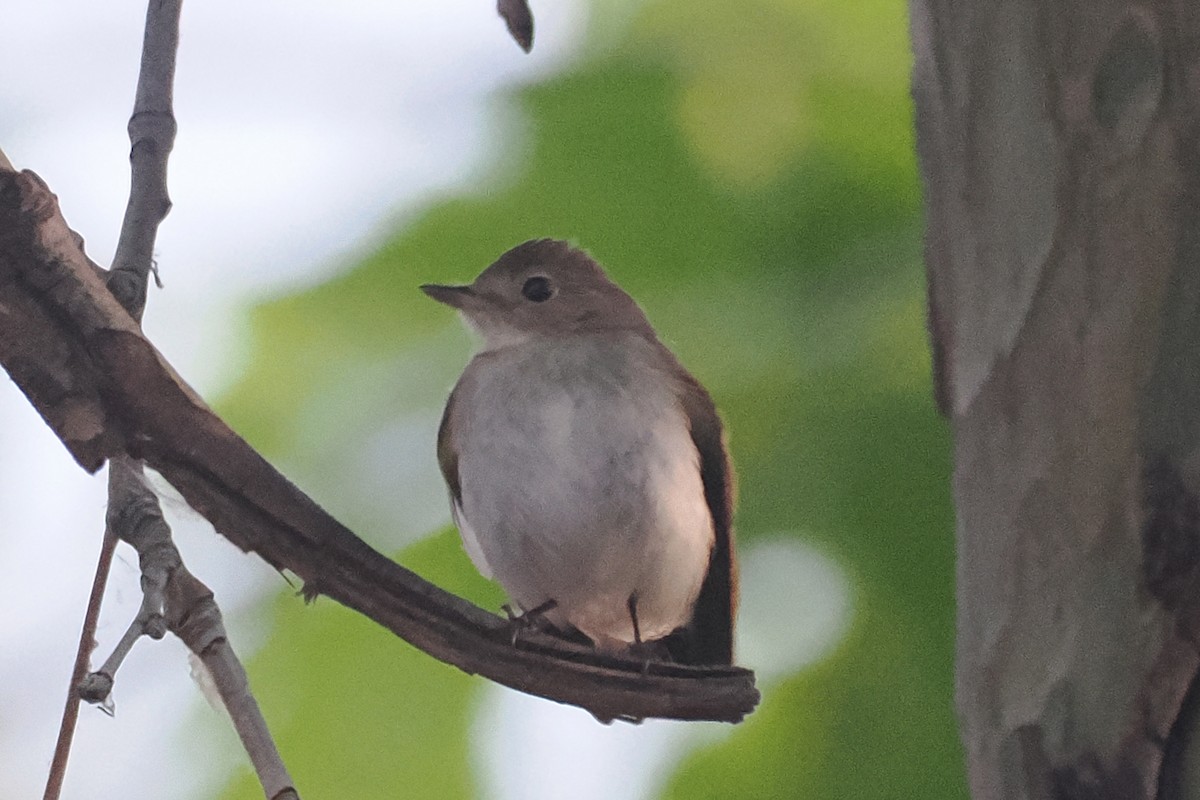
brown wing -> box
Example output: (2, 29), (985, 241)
(436, 384), (463, 509)
(667, 371), (738, 666)
(436, 377), (500, 579)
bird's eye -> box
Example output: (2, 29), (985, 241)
(521, 275), (554, 302)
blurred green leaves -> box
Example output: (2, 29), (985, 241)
(217, 0), (963, 797)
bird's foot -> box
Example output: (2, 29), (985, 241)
(501, 598), (558, 646)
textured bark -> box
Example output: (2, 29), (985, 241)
(912, 0), (1200, 796)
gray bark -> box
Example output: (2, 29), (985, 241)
(912, 0), (1200, 796)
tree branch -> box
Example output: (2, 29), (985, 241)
(0, 168), (760, 724)
(108, 0), (179, 317)
(167, 568), (298, 800)
(45, 1), (301, 796)
(43, 530), (118, 800)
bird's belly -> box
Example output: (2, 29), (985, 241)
(456, 391), (714, 646)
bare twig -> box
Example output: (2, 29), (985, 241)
(43, 531), (118, 800)
(88, 458), (178, 694)
(168, 570), (297, 800)
(98, 458), (299, 796)
(108, 0), (180, 317)
(0, 169), (761, 723)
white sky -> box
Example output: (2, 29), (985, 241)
(0, 2), (850, 798)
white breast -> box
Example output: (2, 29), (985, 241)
(450, 333), (714, 646)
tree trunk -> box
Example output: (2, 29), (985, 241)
(911, 0), (1200, 796)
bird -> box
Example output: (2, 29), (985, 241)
(422, 239), (736, 665)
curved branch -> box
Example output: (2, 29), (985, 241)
(0, 168), (760, 724)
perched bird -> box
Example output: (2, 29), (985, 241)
(423, 239), (736, 665)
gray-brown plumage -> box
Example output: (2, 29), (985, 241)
(424, 239), (736, 665)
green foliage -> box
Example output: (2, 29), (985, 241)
(217, 0), (965, 796)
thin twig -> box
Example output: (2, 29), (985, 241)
(108, 0), (180, 317)
(83, 457), (178, 695)
(43, 530), (118, 800)
(168, 569), (297, 799)
(97, 459), (301, 795)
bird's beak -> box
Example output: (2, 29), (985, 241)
(421, 283), (476, 310)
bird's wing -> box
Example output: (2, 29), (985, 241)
(669, 371), (738, 666)
(437, 382), (494, 578)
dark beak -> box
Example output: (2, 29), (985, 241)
(421, 283), (476, 309)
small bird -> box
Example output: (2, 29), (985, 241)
(423, 239), (736, 665)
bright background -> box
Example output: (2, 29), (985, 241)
(0, 1), (963, 797)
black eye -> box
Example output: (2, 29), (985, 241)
(521, 275), (554, 302)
